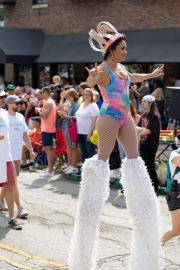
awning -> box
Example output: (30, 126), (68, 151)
(36, 33), (97, 63)
(36, 27), (180, 63)
(0, 27), (180, 63)
(0, 28), (45, 63)
(0, 0), (16, 6)
(124, 28), (180, 62)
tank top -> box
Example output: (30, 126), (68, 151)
(98, 64), (130, 126)
(41, 99), (56, 133)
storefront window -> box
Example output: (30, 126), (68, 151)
(39, 65), (50, 88)
(57, 64), (74, 81)
(17, 65), (32, 87)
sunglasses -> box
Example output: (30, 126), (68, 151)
(12, 102), (20, 105)
(0, 96), (6, 99)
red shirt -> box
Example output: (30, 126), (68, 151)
(29, 128), (42, 151)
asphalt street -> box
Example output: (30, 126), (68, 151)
(0, 169), (180, 270)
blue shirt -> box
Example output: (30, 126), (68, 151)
(61, 102), (80, 134)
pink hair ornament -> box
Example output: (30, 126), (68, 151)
(89, 21), (125, 54)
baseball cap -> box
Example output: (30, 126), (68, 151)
(0, 89), (8, 97)
(6, 95), (21, 104)
(31, 116), (41, 122)
(7, 84), (15, 90)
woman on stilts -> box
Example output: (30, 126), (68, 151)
(68, 22), (164, 270)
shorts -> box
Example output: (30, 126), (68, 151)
(64, 134), (78, 149)
(166, 183), (180, 211)
(13, 160), (21, 177)
(0, 162), (16, 187)
(41, 132), (55, 146)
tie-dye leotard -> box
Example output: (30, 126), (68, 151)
(98, 64), (130, 127)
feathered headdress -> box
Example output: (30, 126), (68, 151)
(89, 22), (125, 55)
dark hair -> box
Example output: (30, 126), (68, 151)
(142, 101), (160, 119)
(103, 37), (126, 60)
(19, 99), (27, 106)
(72, 77), (80, 84)
(169, 74), (176, 79)
(63, 85), (73, 91)
(54, 88), (62, 94)
(153, 79), (163, 88)
(53, 88), (61, 103)
(42, 87), (51, 95)
(79, 82), (88, 89)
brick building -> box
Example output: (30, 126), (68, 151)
(0, 0), (180, 89)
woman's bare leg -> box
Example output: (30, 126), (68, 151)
(162, 209), (180, 243)
(97, 116), (119, 161)
(63, 135), (72, 165)
(117, 114), (138, 159)
(4, 186), (14, 218)
(71, 148), (79, 168)
(0, 186), (5, 200)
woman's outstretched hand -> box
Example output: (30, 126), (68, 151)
(85, 63), (103, 78)
(152, 65), (164, 78)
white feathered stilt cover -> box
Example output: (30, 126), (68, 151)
(68, 155), (110, 270)
(121, 157), (163, 270)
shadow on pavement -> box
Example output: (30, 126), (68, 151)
(0, 211), (11, 240)
(23, 170), (126, 210)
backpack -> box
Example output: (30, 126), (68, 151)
(166, 149), (180, 192)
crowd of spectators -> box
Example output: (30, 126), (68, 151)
(0, 75), (178, 229)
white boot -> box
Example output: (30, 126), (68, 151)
(121, 157), (163, 270)
(68, 155), (110, 270)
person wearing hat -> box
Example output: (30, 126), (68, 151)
(6, 84), (15, 95)
(68, 22), (164, 269)
(21, 116), (42, 168)
(0, 95), (35, 219)
(136, 95), (160, 195)
(0, 90), (22, 229)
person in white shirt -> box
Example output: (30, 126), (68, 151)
(162, 147), (180, 244)
(0, 90), (22, 229)
(0, 95), (35, 219)
(76, 88), (99, 163)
